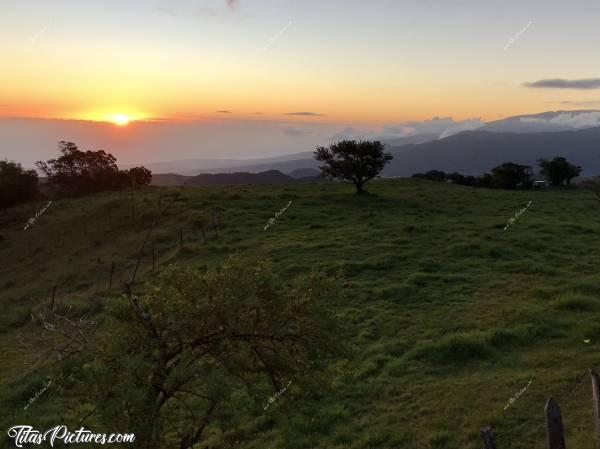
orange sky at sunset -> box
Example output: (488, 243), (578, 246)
(3, 0), (600, 167)
(3, 0), (600, 127)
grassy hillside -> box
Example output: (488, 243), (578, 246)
(1, 179), (600, 448)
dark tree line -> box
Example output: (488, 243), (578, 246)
(413, 157), (582, 189)
(36, 141), (151, 196)
(0, 141), (151, 210)
(0, 160), (40, 210)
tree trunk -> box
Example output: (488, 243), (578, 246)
(354, 180), (365, 194)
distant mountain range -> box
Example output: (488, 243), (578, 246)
(479, 110), (600, 134)
(151, 169), (321, 187)
(122, 152), (315, 176)
(146, 110), (600, 182)
(383, 127), (600, 177)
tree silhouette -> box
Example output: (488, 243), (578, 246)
(314, 140), (393, 194)
(36, 141), (152, 196)
(122, 166), (152, 189)
(0, 160), (40, 210)
(490, 162), (533, 189)
(538, 157), (582, 186)
(36, 141), (119, 196)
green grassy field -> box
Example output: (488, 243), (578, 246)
(2, 179), (600, 449)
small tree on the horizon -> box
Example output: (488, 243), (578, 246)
(490, 162), (533, 189)
(121, 166), (152, 189)
(314, 140), (393, 194)
(538, 157), (582, 186)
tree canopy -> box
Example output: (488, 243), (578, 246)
(36, 141), (151, 197)
(538, 157), (582, 186)
(50, 256), (343, 449)
(490, 162), (533, 189)
(314, 140), (393, 193)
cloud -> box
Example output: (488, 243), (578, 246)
(283, 127), (312, 137)
(284, 112), (325, 117)
(329, 127), (379, 141)
(438, 119), (484, 138)
(384, 117), (483, 139)
(330, 117), (484, 142)
(524, 79), (600, 89)
(216, 110), (232, 114)
(227, 0), (239, 10)
(520, 111), (600, 129)
(560, 100), (600, 106)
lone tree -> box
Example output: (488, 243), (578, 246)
(538, 157), (582, 186)
(314, 140), (393, 194)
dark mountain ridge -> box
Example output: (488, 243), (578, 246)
(383, 126), (600, 177)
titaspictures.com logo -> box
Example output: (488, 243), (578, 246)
(7, 425), (135, 447)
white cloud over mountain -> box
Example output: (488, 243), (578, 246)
(520, 111), (600, 129)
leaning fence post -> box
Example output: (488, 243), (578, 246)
(545, 398), (566, 449)
(480, 426), (497, 449)
(50, 286), (57, 311)
(590, 369), (600, 449)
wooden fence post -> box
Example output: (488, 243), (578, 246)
(109, 262), (115, 288)
(591, 369), (600, 449)
(480, 426), (497, 449)
(199, 223), (207, 244)
(545, 398), (566, 449)
(50, 286), (57, 311)
(179, 229), (184, 249)
(152, 241), (156, 271)
(212, 208), (219, 238)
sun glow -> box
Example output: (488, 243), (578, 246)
(80, 109), (145, 126)
(110, 114), (131, 126)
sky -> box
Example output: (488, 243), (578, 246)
(2, 0), (600, 164)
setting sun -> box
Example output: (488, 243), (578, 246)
(110, 114), (130, 126)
